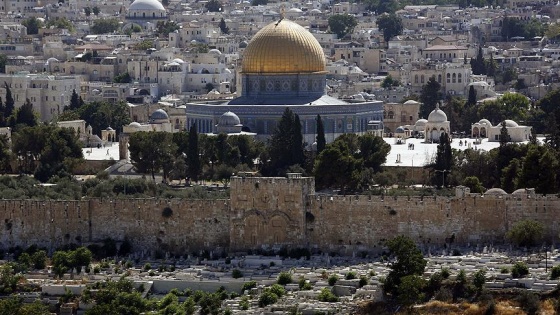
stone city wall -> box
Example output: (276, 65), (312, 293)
(0, 176), (559, 254)
(0, 198), (230, 254)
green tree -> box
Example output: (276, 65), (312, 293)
(0, 264), (23, 294)
(133, 40), (154, 50)
(397, 275), (425, 308)
(462, 176), (484, 193)
(467, 85), (477, 106)
(316, 114), (326, 155)
(470, 46), (486, 75)
(277, 272), (292, 285)
(129, 131), (177, 181)
(90, 18), (120, 34)
(84, 6), (92, 16)
(187, 124), (201, 182)
(60, 100), (131, 137)
(377, 13), (403, 44)
(506, 220), (544, 248)
(251, 0), (267, 5)
(431, 132), (452, 188)
(381, 74), (400, 88)
(473, 269), (486, 292)
(4, 82), (14, 119)
(46, 17), (74, 32)
(314, 140), (360, 191)
(156, 21), (179, 36)
(13, 98), (37, 129)
(205, 0), (222, 12)
(501, 158), (520, 193)
(92, 6), (100, 16)
(0, 134), (12, 174)
(267, 108), (304, 175)
(113, 73), (131, 84)
(0, 54), (6, 73)
(12, 125), (83, 181)
(68, 89), (81, 110)
(22, 17), (42, 35)
(383, 235), (427, 297)
(328, 14), (358, 39)
(218, 18), (229, 34)
(419, 76), (442, 118)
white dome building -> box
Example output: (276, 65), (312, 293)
(127, 0), (166, 19)
(485, 119), (532, 143)
(424, 103), (450, 143)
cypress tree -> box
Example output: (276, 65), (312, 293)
(316, 114), (326, 154)
(268, 108), (305, 175)
(4, 82), (14, 119)
(186, 124), (201, 182)
(69, 89), (80, 110)
(292, 114), (305, 167)
(467, 86), (477, 106)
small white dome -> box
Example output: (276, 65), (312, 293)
(479, 119), (492, 126)
(503, 120), (519, 127)
(404, 99), (420, 105)
(428, 108), (447, 123)
(485, 188), (508, 195)
(218, 111), (241, 126)
(129, 122), (142, 128)
(209, 49), (222, 55)
(172, 58), (185, 64)
(150, 109), (169, 122)
(415, 118), (428, 127)
(129, 0), (165, 11)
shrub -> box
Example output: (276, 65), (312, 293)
(268, 284), (286, 297)
(93, 266), (100, 274)
(456, 270), (467, 285)
(345, 271), (357, 280)
(517, 291), (539, 315)
(441, 267), (450, 279)
(359, 276), (368, 287)
(241, 281), (257, 292)
(369, 270), (376, 277)
(506, 220), (544, 248)
(298, 277), (312, 290)
(511, 262), (529, 278)
(328, 274), (339, 286)
(240, 296), (250, 310)
(551, 265), (560, 280)
(143, 263), (151, 271)
(427, 272), (443, 296)
(434, 288), (453, 302)
(277, 271), (292, 285)
(232, 269), (243, 279)
(258, 291), (278, 307)
(473, 269), (486, 291)
(500, 267), (509, 274)
(317, 287), (339, 302)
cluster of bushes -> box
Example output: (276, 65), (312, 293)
(0, 175), (229, 200)
(83, 279), (239, 315)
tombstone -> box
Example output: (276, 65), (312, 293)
(483, 246), (488, 254)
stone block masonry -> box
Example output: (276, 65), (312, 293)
(0, 176), (559, 254)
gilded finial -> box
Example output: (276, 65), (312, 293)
(280, 3), (285, 20)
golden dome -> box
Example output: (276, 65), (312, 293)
(242, 19), (326, 74)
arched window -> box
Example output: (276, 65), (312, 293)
(414, 75), (418, 84)
(388, 111), (394, 119)
(446, 73), (451, 83)
(421, 75), (424, 84)
(458, 73), (462, 83)
(438, 74), (442, 83)
(452, 73), (456, 83)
